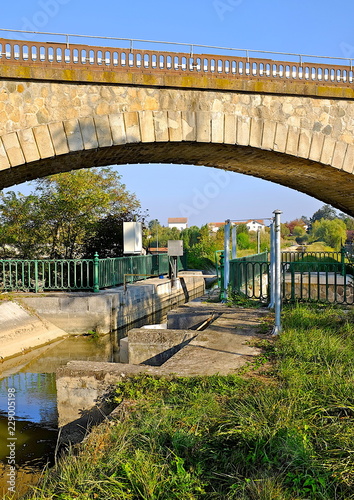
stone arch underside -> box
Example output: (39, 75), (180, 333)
(0, 111), (353, 215)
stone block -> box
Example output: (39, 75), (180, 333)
(211, 112), (224, 143)
(261, 121), (276, 150)
(33, 125), (55, 159)
(181, 111), (196, 141)
(94, 115), (113, 148)
(298, 129), (311, 158)
(249, 118), (263, 148)
(320, 136), (336, 165)
(79, 117), (98, 150)
(331, 141), (346, 170)
(1, 132), (25, 166)
(196, 112), (211, 143)
(63, 119), (84, 152)
(236, 116), (250, 146)
(0, 138), (10, 170)
(168, 111), (183, 142)
(224, 114), (237, 144)
(273, 123), (288, 152)
(309, 132), (324, 162)
(285, 126), (300, 156)
(18, 128), (40, 163)
(124, 112), (141, 143)
(153, 111), (169, 141)
(139, 110), (155, 142)
(109, 113), (126, 145)
(342, 144), (354, 173)
(48, 122), (70, 155)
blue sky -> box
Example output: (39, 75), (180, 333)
(2, 0), (354, 225)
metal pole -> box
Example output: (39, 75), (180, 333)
(232, 225), (237, 260)
(273, 210), (282, 335)
(268, 222), (275, 308)
(223, 220), (231, 301)
(257, 228), (261, 254)
(93, 252), (100, 293)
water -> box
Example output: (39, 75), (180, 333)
(0, 333), (119, 498)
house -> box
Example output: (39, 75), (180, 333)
(208, 222), (225, 233)
(208, 220), (266, 233)
(168, 218), (188, 230)
(244, 220), (266, 232)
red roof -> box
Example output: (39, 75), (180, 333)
(168, 218), (188, 223)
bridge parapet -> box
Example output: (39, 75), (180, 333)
(0, 38), (353, 98)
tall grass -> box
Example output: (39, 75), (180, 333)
(24, 305), (354, 500)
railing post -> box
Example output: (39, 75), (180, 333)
(223, 219), (231, 301)
(232, 224), (237, 260)
(34, 260), (39, 293)
(268, 222), (275, 308)
(93, 252), (100, 293)
(341, 246), (346, 276)
(273, 210), (282, 335)
(219, 251), (225, 301)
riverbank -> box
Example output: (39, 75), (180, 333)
(24, 304), (354, 500)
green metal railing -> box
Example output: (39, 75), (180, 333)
(228, 250), (354, 305)
(0, 253), (186, 293)
(229, 252), (269, 300)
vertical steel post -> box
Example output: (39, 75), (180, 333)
(232, 224), (237, 260)
(219, 251), (225, 300)
(268, 222), (275, 308)
(273, 210), (282, 335)
(93, 252), (100, 293)
(223, 220), (231, 301)
(341, 246), (346, 276)
(34, 260), (39, 293)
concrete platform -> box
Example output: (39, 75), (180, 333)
(56, 304), (271, 434)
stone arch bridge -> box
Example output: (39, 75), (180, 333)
(0, 37), (354, 214)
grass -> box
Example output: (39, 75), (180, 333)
(22, 304), (354, 500)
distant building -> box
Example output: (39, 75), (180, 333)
(245, 220), (266, 232)
(208, 222), (225, 233)
(208, 220), (266, 233)
(168, 218), (188, 230)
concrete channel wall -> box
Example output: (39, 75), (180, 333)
(0, 273), (205, 362)
(20, 272), (205, 334)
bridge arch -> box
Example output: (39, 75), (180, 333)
(0, 107), (353, 215)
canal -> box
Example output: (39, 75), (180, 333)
(0, 330), (122, 497)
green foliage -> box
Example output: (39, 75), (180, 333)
(237, 232), (250, 250)
(0, 167), (141, 259)
(310, 204), (338, 224)
(310, 218), (347, 250)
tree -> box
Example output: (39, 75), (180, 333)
(0, 167), (141, 259)
(293, 225), (308, 244)
(285, 219), (307, 235)
(0, 192), (46, 258)
(280, 223), (290, 238)
(339, 213), (354, 231)
(310, 219), (347, 250)
(310, 204), (338, 224)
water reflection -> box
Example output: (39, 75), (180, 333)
(0, 333), (118, 498)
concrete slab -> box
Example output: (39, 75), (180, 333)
(56, 305), (272, 429)
(160, 307), (269, 376)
